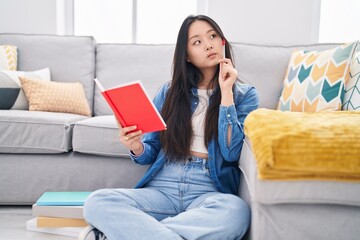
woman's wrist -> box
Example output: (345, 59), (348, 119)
(220, 89), (234, 106)
(130, 143), (144, 156)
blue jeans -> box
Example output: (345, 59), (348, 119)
(83, 157), (250, 240)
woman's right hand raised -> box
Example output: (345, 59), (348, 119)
(117, 121), (144, 156)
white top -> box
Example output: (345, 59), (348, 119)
(190, 89), (211, 154)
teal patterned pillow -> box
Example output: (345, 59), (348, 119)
(343, 51), (360, 111)
(0, 68), (51, 110)
(278, 41), (358, 112)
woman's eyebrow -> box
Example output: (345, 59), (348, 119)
(188, 34), (199, 42)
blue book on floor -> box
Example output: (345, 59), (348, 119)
(36, 192), (92, 206)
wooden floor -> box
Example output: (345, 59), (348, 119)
(0, 206), (76, 240)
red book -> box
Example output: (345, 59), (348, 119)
(94, 79), (166, 133)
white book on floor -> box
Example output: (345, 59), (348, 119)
(26, 217), (84, 238)
(32, 204), (84, 219)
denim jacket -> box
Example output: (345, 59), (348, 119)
(130, 82), (259, 195)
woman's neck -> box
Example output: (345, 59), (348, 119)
(197, 82), (210, 89)
(198, 67), (216, 89)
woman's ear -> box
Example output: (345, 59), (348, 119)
(187, 59), (191, 62)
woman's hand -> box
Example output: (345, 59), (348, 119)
(218, 58), (237, 90)
(218, 58), (237, 106)
(117, 121), (144, 155)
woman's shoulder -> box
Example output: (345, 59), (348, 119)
(233, 81), (257, 96)
(233, 81), (259, 106)
(156, 81), (171, 96)
(153, 81), (171, 102)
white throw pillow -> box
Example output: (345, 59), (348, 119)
(343, 51), (360, 111)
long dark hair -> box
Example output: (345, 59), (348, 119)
(160, 15), (234, 159)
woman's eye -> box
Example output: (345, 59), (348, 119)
(194, 40), (201, 45)
(210, 34), (216, 39)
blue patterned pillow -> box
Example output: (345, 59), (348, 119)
(0, 68), (51, 110)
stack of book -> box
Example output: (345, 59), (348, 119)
(26, 191), (92, 238)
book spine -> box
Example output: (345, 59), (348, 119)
(27, 218), (84, 238)
(32, 204), (84, 219)
(37, 217), (88, 228)
(102, 91), (127, 127)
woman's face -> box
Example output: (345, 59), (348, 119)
(187, 20), (223, 71)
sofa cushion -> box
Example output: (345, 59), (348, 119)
(0, 45), (17, 70)
(277, 41), (358, 112)
(343, 51), (360, 110)
(239, 137), (360, 206)
(19, 76), (91, 116)
(0, 68), (50, 110)
(0, 34), (96, 113)
(0, 110), (88, 153)
(94, 44), (174, 116)
(73, 116), (130, 157)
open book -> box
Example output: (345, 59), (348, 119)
(94, 79), (167, 133)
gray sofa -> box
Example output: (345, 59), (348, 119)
(1, 33), (359, 240)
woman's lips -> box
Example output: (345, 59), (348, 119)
(208, 53), (217, 58)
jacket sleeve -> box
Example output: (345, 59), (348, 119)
(130, 83), (169, 165)
(217, 85), (259, 162)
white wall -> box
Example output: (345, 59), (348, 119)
(0, 0), (58, 34)
(207, 0), (320, 44)
(319, 0), (360, 43)
(0, 0), (321, 44)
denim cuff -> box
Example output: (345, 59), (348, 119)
(219, 104), (237, 124)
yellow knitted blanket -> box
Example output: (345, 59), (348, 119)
(244, 108), (360, 181)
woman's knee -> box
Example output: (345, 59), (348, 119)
(227, 195), (251, 238)
(225, 195), (250, 220)
(212, 194), (251, 238)
(84, 188), (138, 220)
(83, 189), (112, 220)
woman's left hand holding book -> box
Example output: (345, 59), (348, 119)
(116, 120), (144, 156)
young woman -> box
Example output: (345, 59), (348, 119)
(80, 15), (259, 240)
